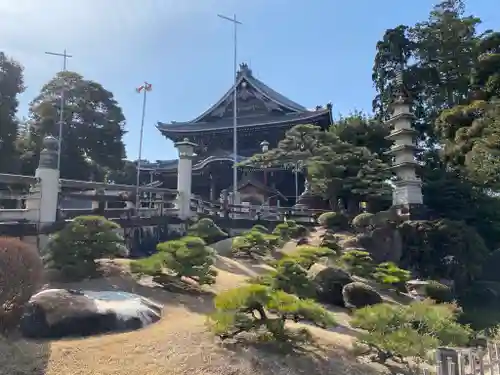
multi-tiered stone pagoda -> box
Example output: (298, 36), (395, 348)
(141, 63), (332, 206)
(385, 70), (425, 218)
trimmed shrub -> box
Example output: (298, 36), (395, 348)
(461, 281), (500, 308)
(398, 219), (489, 289)
(351, 212), (374, 232)
(342, 282), (382, 309)
(272, 220), (306, 240)
(251, 224), (269, 234)
(319, 231), (341, 252)
(232, 230), (276, 258)
(372, 262), (411, 291)
(317, 211), (348, 230)
(351, 300), (471, 363)
(44, 215), (127, 280)
(132, 236), (217, 285)
(269, 258), (316, 298)
(188, 218), (227, 244)
(208, 284), (336, 342)
(340, 249), (374, 276)
(0, 237), (44, 331)
(308, 263), (353, 306)
(424, 280), (454, 303)
(286, 245), (336, 269)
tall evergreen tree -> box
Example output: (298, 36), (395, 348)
(26, 71), (127, 180)
(0, 52), (24, 173)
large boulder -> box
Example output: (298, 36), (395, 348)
(342, 282), (382, 309)
(308, 263), (353, 306)
(355, 227), (403, 263)
(20, 289), (162, 339)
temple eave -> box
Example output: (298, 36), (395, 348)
(158, 110), (331, 134)
(385, 112), (416, 125)
(385, 129), (418, 140)
(390, 162), (421, 170)
(384, 144), (421, 155)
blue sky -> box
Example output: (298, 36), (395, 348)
(1, 0), (498, 162)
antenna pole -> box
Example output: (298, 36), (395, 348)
(218, 13), (242, 206)
(45, 49), (73, 171)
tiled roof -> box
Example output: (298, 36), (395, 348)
(157, 63), (332, 135)
(157, 109), (330, 134)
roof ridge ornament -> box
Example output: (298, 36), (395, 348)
(237, 62), (252, 79)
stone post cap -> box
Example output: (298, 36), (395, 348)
(38, 135), (59, 169)
(174, 138), (198, 158)
(43, 135), (59, 151)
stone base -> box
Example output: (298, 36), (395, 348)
(395, 203), (429, 221)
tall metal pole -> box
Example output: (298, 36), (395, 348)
(135, 82), (152, 213)
(218, 13), (242, 204)
(295, 162), (299, 203)
(45, 49), (72, 170)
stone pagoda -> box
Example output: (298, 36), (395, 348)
(385, 70), (425, 219)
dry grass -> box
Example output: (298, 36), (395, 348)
(0, 310), (377, 375)
(0, 232), (395, 375)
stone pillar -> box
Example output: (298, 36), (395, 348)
(28, 136), (60, 227)
(175, 138), (197, 220)
(209, 174), (216, 202)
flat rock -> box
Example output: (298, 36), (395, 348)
(20, 288), (162, 339)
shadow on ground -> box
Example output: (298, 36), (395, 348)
(221, 335), (380, 375)
(0, 334), (50, 375)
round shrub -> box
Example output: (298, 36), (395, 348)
(308, 263), (353, 306)
(0, 237), (44, 331)
(351, 212), (374, 232)
(342, 281), (382, 309)
(44, 215), (127, 280)
(318, 211), (349, 230)
(424, 281), (454, 303)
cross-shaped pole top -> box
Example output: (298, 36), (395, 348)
(45, 49), (73, 71)
(217, 13), (242, 25)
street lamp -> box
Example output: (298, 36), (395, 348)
(260, 140), (269, 152)
(260, 140), (270, 186)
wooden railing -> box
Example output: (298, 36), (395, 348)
(436, 343), (500, 375)
(189, 197), (327, 222)
(0, 173), (40, 222)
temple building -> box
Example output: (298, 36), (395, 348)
(140, 63), (332, 206)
